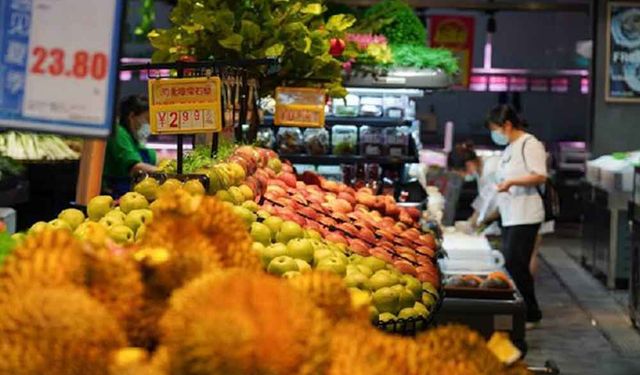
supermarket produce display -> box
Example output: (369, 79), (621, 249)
(0, 143), (535, 374)
(0, 131), (80, 161)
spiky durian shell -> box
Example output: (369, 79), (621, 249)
(0, 229), (85, 301)
(287, 271), (367, 323)
(127, 298), (167, 351)
(160, 270), (330, 375)
(0, 286), (126, 375)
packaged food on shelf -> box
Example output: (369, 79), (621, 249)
(276, 127), (304, 154)
(385, 126), (411, 157)
(256, 128), (275, 148)
(332, 94), (360, 117)
(332, 125), (358, 155)
(304, 128), (329, 155)
(383, 95), (408, 118)
(359, 96), (383, 117)
(360, 126), (384, 156)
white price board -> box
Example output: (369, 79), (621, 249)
(0, 0), (123, 137)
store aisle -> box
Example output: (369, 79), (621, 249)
(525, 237), (640, 375)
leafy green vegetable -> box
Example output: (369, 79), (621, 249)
(149, 0), (355, 97)
(359, 0), (426, 45)
(391, 44), (459, 74)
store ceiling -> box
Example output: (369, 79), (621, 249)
(332, 0), (589, 13)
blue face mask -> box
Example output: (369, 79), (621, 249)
(464, 173), (478, 182)
(491, 130), (509, 146)
(136, 122), (151, 144)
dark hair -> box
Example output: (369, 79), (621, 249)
(447, 141), (478, 171)
(485, 104), (527, 129)
(119, 95), (149, 128)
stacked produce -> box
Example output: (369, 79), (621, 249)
(0, 131), (80, 161)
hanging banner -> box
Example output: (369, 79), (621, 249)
(274, 87), (326, 128)
(0, 0), (124, 137)
(148, 77), (222, 134)
(429, 15), (475, 88)
(606, 2), (640, 102)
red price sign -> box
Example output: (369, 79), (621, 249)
(30, 46), (108, 81)
(148, 77), (222, 134)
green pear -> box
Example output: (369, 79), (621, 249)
(413, 302), (429, 318)
(315, 256), (347, 276)
(256, 210), (271, 220)
(182, 179), (205, 196)
(58, 208), (85, 230)
(398, 307), (418, 320)
(99, 215), (124, 229)
(215, 190), (235, 203)
(391, 285), (416, 310)
(48, 219), (71, 231)
(241, 200), (260, 212)
(119, 192), (149, 214)
(87, 195), (114, 221)
(158, 178), (183, 195)
(422, 292), (437, 311)
(28, 221), (50, 235)
(294, 259), (311, 274)
(108, 224), (134, 245)
(238, 184), (255, 201)
(313, 249), (334, 265)
(125, 209), (153, 233)
(372, 287), (400, 314)
(369, 270), (400, 290)
(360, 256), (387, 272)
(267, 255), (299, 276)
(228, 186), (246, 205)
(304, 229), (322, 240)
(344, 272), (369, 289)
(136, 223), (147, 242)
(232, 206), (257, 228)
(134, 177), (160, 201)
(104, 209), (126, 222)
(262, 216), (284, 237)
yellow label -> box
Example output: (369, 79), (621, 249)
(148, 77), (222, 134)
(274, 87), (326, 128)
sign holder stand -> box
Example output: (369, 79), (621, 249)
(119, 58), (277, 174)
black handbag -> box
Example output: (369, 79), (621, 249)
(521, 137), (560, 222)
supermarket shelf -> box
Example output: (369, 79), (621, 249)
(343, 68), (452, 90)
(262, 115), (414, 128)
(280, 153), (418, 165)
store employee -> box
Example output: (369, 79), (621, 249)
(487, 104), (546, 327)
(103, 95), (158, 197)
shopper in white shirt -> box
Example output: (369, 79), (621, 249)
(487, 104), (546, 326)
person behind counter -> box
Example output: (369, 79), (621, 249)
(486, 104), (546, 328)
(103, 95), (158, 198)
(446, 142), (481, 222)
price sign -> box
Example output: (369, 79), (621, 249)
(148, 77), (222, 135)
(274, 87), (326, 128)
(0, 0), (123, 137)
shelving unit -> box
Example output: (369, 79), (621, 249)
(280, 153), (418, 165)
(262, 115), (414, 128)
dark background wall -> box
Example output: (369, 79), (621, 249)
(592, 0), (640, 156)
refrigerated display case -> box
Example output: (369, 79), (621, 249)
(629, 167), (640, 327)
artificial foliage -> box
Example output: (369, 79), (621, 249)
(149, 0), (356, 97)
(360, 0), (427, 46)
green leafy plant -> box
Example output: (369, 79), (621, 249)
(358, 0), (426, 45)
(391, 44), (459, 74)
(149, 0), (355, 97)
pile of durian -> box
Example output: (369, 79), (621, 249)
(0, 190), (531, 375)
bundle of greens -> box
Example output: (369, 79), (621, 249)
(391, 44), (459, 75)
(0, 131), (80, 161)
(360, 0), (426, 46)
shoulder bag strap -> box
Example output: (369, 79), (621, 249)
(520, 136), (545, 197)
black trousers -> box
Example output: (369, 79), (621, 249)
(502, 223), (542, 322)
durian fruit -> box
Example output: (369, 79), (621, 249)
(160, 270), (331, 375)
(0, 286), (127, 375)
(287, 271), (368, 323)
(0, 229), (85, 301)
(84, 244), (145, 344)
(127, 298), (168, 351)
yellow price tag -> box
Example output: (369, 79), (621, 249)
(274, 87), (326, 128)
(148, 77), (222, 135)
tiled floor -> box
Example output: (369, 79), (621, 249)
(525, 234), (640, 375)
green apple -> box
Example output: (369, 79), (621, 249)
(402, 275), (422, 300)
(74, 221), (108, 244)
(294, 259), (312, 274)
(119, 192), (149, 214)
(262, 216), (283, 238)
(241, 200), (260, 212)
(391, 285), (416, 310)
(238, 184), (254, 201)
(125, 209), (153, 233)
(369, 270), (400, 290)
(282, 271), (301, 279)
(256, 210), (271, 220)
(99, 215), (124, 229)
(250, 222), (272, 246)
(228, 186), (246, 205)
(134, 177), (160, 201)
(304, 229), (322, 240)
(105, 210), (126, 222)
(313, 249), (334, 265)
(58, 208), (85, 230)
(344, 272), (369, 289)
(360, 256), (387, 272)
(182, 179), (205, 196)
(315, 256), (347, 276)
(397, 307), (418, 320)
(232, 206), (257, 228)
(275, 221), (304, 243)
(260, 243), (287, 267)
(267, 255), (299, 276)
(252, 242), (266, 254)
(136, 223), (147, 242)
(158, 178), (183, 195)
(372, 287), (400, 314)
(108, 224), (134, 244)
(28, 221), (50, 235)
(87, 195), (114, 221)
(48, 219), (71, 231)
(422, 292), (437, 311)
(286, 238), (314, 263)
(215, 190), (234, 203)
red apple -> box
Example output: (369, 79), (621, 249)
(370, 248), (394, 263)
(348, 238), (370, 256)
(393, 260), (418, 276)
(326, 232), (348, 245)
